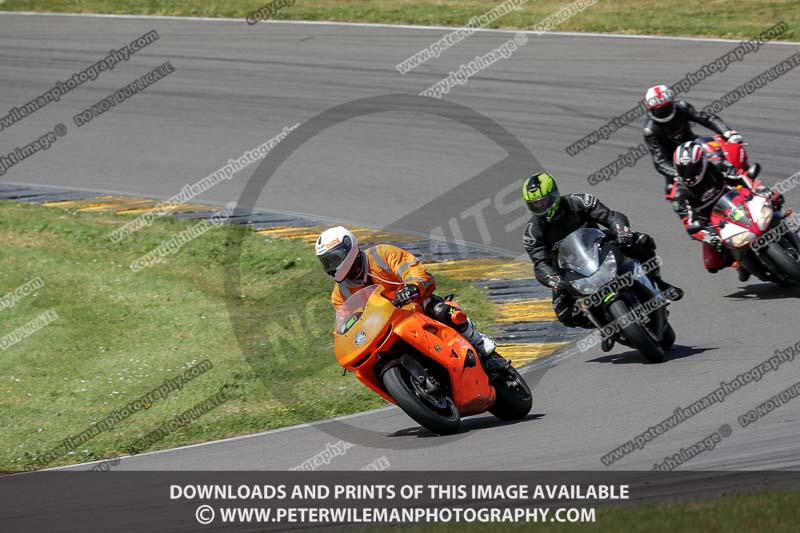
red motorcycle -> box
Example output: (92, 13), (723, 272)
(670, 135), (799, 283)
(689, 186), (800, 285)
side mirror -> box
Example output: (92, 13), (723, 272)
(687, 221), (704, 235)
(747, 163), (761, 179)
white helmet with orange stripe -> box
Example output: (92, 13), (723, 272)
(645, 84), (676, 123)
(315, 226), (361, 282)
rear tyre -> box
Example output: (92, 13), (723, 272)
(382, 365), (461, 435)
(765, 242), (800, 285)
(489, 364), (533, 421)
(608, 299), (665, 363)
(660, 323), (676, 351)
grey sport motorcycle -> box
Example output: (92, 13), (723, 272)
(556, 228), (676, 363)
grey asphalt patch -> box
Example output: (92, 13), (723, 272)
(2, 14), (800, 471)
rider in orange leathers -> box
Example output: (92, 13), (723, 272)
(316, 226), (508, 374)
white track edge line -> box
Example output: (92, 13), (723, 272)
(1, 11), (798, 47)
(46, 347), (576, 470)
(0, 8), (711, 474)
(43, 405), (398, 471)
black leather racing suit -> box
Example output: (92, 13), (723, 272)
(672, 163), (753, 240)
(523, 193), (658, 328)
(644, 100), (731, 189)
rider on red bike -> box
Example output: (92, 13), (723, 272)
(643, 84), (749, 200)
(672, 139), (784, 281)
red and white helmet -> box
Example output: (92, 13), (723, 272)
(315, 226), (360, 282)
(673, 140), (708, 187)
(645, 85), (676, 123)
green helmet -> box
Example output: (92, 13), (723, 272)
(523, 172), (561, 219)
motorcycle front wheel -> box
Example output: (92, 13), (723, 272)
(660, 322), (676, 351)
(607, 299), (665, 363)
(765, 241), (800, 285)
(382, 365), (461, 435)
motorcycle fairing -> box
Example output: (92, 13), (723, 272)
(333, 284), (495, 416)
(391, 313), (495, 416)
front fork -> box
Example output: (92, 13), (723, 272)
(386, 354), (439, 394)
(578, 263), (666, 337)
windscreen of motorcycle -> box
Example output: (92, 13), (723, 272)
(712, 189), (752, 226)
(335, 285), (381, 334)
(557, 228), (605, 277)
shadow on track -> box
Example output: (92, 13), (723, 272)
(387, 414), (545, 439)
(725, 282), (800, 300)
(587, 345), (715, 365)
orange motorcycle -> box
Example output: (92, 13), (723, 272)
(334, 285), (532, 435)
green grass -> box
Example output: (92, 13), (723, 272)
(1, 0), (798, 41)
(0, 201), (492, 471)
(360, 489), (800, 532)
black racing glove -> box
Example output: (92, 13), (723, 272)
(392, 284), (420, 306)
(665, 179), (678, 200)
(723, 170), (744, 183)
(544, 274), (565, 291)
(754, 186), (783, 210)
(703, 233), (724, 253)
(614, 224), (635, 246)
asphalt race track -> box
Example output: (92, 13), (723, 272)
(2, 13), (800, 472)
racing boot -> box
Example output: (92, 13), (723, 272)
(458, 319), (509, 376)
(601, 336), (615, 353)
(432, 299), (510, 376)
(737, 265), (752, 282)
(649, 269), (683, 302)
(654, 278), (683, 301)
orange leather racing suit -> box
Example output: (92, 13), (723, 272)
(330, 244), (497, 362)
(331, 244), (435, 309)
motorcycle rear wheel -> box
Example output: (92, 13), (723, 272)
(382, 365), (461, 435)
(489, 364), (533, 421)
(608, 300), (665, 363)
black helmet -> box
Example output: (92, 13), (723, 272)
(673, 140), (708, 187)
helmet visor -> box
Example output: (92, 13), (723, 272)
(650, 102), (675, 120)
(677, 159), (706, 186)
(317, 237), (353, 277)
(526, 191), (558, 216)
